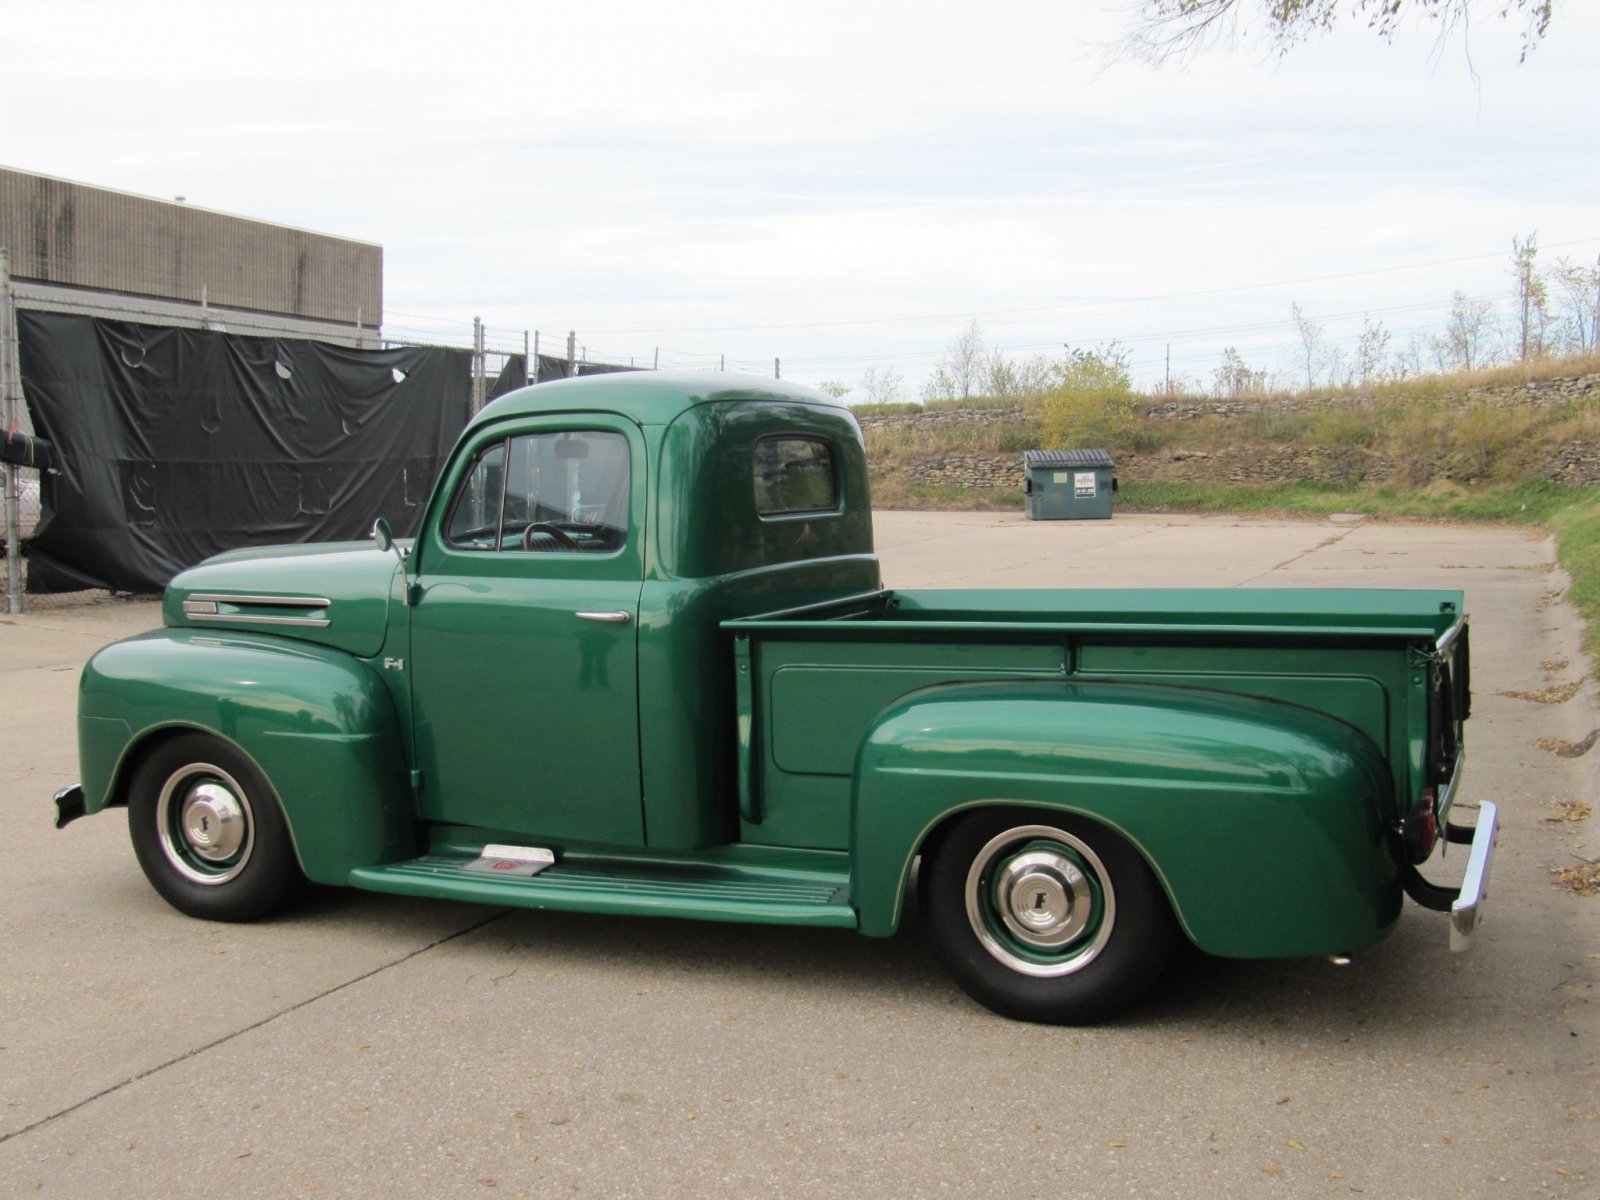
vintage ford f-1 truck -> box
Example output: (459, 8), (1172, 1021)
(54, 372), (1494, 1024)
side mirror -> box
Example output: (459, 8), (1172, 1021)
(372, 517), (417, 605)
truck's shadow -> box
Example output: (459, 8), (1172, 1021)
(290, 882), (1503, 1039)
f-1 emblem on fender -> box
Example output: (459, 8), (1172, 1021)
(383, 658), (405, 671)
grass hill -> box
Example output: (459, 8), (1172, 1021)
(853, 353), (1600, 652)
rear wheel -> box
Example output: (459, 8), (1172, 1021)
(920, 808), (1177, 1024)
(127, 733), (306, 921)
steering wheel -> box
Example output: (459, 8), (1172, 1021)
(521, 522), (581, 552)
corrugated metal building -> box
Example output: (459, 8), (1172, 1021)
(0, 165), (382, 344)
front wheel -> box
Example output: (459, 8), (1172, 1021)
(920, 808), (1178, 1024)
(127, 733), (306, 922)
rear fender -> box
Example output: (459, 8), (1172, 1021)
(850, 680), (1400, 958)
(78, 629), (416, 884)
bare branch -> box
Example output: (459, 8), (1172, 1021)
(1110, 0), (1551, 67)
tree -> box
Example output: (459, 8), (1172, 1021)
(923, 320), (986, 402)
(1212, 346), (1267, 398)
(857, 364), (904, 405)
(1510, 232), (1550, 361)
(1392, 332), (1430, 380)
(1352, 315), (1392, 387)
(815, 380), (852, 399)
(1435, 289), (1495, 370)
(1116, 0), (1553, 64)
(1290, 302), (1325, 389)
(983, 350), (1058, 400)
(1550, 256), (1600, 354)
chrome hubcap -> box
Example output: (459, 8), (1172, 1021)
(179, 783), (246, 862)
(155, 762), (255, 886)
(965, 823), (1117, 978)
(995, 850), (1091, 948)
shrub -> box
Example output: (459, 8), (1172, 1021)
(1036, 346), (1138, 450)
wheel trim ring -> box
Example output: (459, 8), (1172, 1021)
(964, 824), (1117, 978)
(154, 761), (256, 886)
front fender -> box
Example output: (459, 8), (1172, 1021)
(851, 680), (1400, 958)
(78, 629), (415, 884)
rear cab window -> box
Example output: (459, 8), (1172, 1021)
(754, 436), (839, 516)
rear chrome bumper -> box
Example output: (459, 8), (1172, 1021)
(1448, 800), (1498, 953)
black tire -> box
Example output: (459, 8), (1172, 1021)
(919, 807), (1178, 1024)
(127, 733), (306, 922)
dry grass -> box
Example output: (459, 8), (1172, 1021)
(1551, 860), (1600, 897)
(1499, 680), (1584, 704)
(1543, 799), (1594, 821)
(1534, 732), (1599, 759)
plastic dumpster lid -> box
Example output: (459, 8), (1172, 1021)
(1023, 449), (1114, 469)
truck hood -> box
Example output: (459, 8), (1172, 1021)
(163, 540), (406, 658)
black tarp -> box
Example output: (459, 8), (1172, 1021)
(533, 353), (641, 384)
(488, 354), (530, 400)
(490, 353), (640, 397)
(1, 427), (57, 472)
(18, 312), (472, 593)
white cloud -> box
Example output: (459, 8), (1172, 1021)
(7, 0), (1598, 390)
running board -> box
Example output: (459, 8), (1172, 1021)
(348, 852), (858, 928)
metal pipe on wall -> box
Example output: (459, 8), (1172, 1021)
(471, 317), (485, 414)
(1, 247), (23, 614)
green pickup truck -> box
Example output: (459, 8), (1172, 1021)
(54, 372), (1494, 1024)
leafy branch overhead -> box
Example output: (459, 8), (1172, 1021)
(1116, 0), (1554, 64)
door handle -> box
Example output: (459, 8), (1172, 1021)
(576, 610), (632, 623)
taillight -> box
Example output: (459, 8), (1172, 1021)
(1403, 786), (1439, 863)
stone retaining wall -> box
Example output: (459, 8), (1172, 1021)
(895, 440), (1600, 490)
(1144, 373), (1600, 420)
(856, 406), (1024, 432)
(873, 372), (1600, 491)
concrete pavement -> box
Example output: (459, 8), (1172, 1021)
(1, 512), (1594, 1198)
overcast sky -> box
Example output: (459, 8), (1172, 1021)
(8, 0), (1598, 396)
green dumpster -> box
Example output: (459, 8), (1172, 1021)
(1023, 449), (1116, 520)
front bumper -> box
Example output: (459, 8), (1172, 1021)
(1447, 800), (1498, 953)
(54, 784), (86, 829)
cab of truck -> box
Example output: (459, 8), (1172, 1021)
(397, 371), (880, 852)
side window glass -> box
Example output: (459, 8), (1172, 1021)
(446, 430), (630, 554)
(754, 436), (838, 515)
(444, 440), (507, 549)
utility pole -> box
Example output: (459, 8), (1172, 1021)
(774, 358), (781, 380)
(566, 331), (576, 378)
(523, 330), (531, 387)
(533, 331), (541, 383)
(653, 347), (659, 370)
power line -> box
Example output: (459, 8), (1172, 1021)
(581, 237), (1600, 336)
(778, 290), (1513, 367)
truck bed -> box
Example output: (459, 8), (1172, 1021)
(725, 588), (1465, 851)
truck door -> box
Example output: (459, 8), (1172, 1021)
(409, 417), (646, 845)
